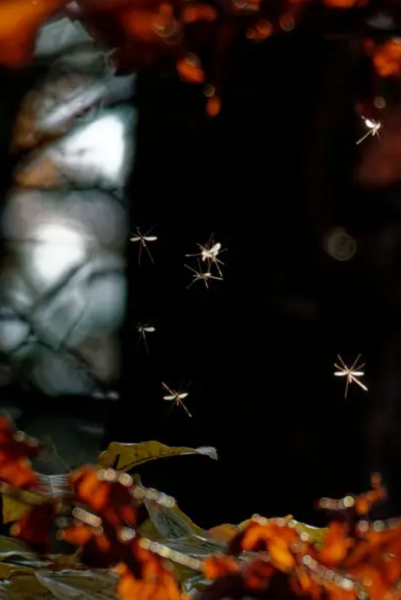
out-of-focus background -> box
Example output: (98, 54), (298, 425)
(0, 13), (400, 529)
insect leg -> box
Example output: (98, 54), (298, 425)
(213, 257), (224, 277)
(135, 330), (143, 354)
(179, 399), (192, 418)
(350, 354), (362, 372)
(356, 129), (373, 145)
(351, 375), (368, 392)
(143, 241), (155, 264)
(337, 355), (348, 369)
(344, 376), (349, 399)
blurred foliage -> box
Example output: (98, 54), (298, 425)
(0, 416), (398, 600)
(0, 0), (401, 118)
(0, 4), (400, 600)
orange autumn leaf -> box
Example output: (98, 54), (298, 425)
(373, 41), (401, 77)
(200, 556), (277, 600)
(11, 502), (56, 553)
(344, 524), (401, 568)
(118, 563), (182, 600)
(71, 467), (108, 511)
(323, 0), (367, 6)
(206, 94), (221, 117)
(119, 3), (179, 44)
(133, 541), (176, 579)
(322, 579), (355, 600)
(0, 417), (39, 488)
(70, 466), (139, 528)
(118, 541), (183, 600)
(119, 9), (163, 43)
(348, 565), (391, 600)
(290, 565), (320, 596)
(269, 537), (296, 570)
(203, 556), (240, 579)
(0, 418), (39, 460)
(0, 459), (36, 488)
(243, 558), (276, 591)
(246, 19), (273, 41)
(226, 522), (298, 573)
(240, 522), (298, 553)
(60, 522), (124, 568)
(319, 475), (386, 517)
(61, 523), (94, 547)
(182, 4), (217, 23)
(355, 474), (387, 515)
(318, 522), (353, 566)
(177, 55), (205, 84)
(0, 0), (67, 68)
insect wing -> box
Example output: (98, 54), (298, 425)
(178, 392), (189, 400)
(210, 243), (221, 255)
(144, 326), (156, 333)
(144, 236), (158, 241)
(163, 395), (176, 401)
(364, 118), (375, 129)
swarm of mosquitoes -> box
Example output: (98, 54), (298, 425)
(130, 115), (379, 417)
(130, 229), (226, 417)
(184, 233), (226, 289)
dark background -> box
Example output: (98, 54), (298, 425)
(1, 26), (401, 531)
(112, 30), (401, 529)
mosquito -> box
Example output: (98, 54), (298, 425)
(135, 322), (156, 354)
(130, 226), (158, 265)
(334, 354), (368, 399)
(356, 116), (382, 145)
(186, 233), (226, 276)
(184, 260), (223, 289)
(162, 382), (192, 418)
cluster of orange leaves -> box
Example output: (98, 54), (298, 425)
(201, 476), (401, 600)
(364, 39), (401, 78)
(2, 415), (401, 600)
(0, 0), (399, 118)
(0, 416), (39, 488)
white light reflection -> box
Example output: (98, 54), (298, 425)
(323, 227), (357, 262)
(15, 107), (135, 192)
(0, 41), (133, 396)
(58, 113), (126, 186)
(31, 222), (88, 285)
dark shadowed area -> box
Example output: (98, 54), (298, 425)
(112, 31), (401, 528)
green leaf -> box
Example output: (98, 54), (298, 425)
(143, 498), (203, 539)
(133, 473), (203, 539)
(35, 570), (118, 600)
(157, 534), (227, 558)
(291, 520), (327, 545)
(0, 551), (50, 568)
(98, 441), (217, 472)
(0, 535), (31, 553)
(2, 473), (70, 524)
(0, 572), (56, 599)
(183, 574), (210, 597)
